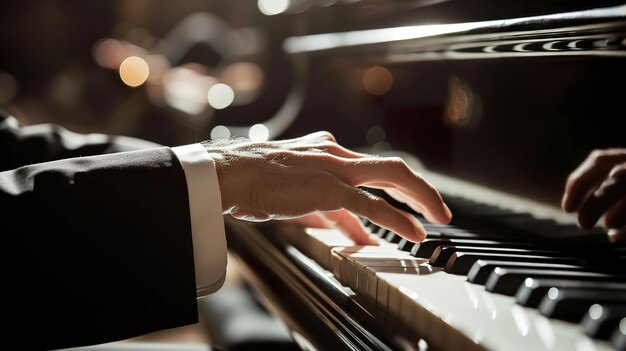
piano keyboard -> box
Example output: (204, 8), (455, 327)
(269, 194), (626, 351)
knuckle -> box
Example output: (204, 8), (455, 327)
(266, 150), (294, 163)
(318, 131), (336, 142)
(322, 142), (341, 154)
(609, 164), (626, 181)
(588, 149), (605, 162)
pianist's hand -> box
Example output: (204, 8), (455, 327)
(202, 131), (452, 245)
(562, 148), (626, 242)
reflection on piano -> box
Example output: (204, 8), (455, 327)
(224, 2), (626, 350)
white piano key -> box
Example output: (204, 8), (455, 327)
(280, 225), (616, 351)
(331, 246), (416, 287)
(379, 271), (615, 351)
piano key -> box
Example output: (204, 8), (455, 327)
(273, 222), (618, 351)
(611, 318), (626, 351)
(444, 252), (581, 275)
(376, 265), (614, 351)
(372, 226), (389, 238)
(538, 288), (626, 323)
(330, 246), (416, 286)
(467, 260), (585, 285)
(516, 279), (626, 308)
(351, 257), (423, 296)
(410, 238), (533, 259)
(358, 265), (423, 303)
(485, 268), (626, 296)
(429, 246), (561, 267)
(581, 303), (626, 340)
(397, 238), (415, 252)
(384, 231), (402, 243)
(424, 230), (504, 240)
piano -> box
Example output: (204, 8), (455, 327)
(221, 1), (626, 350)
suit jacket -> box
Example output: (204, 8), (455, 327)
(0, 111), (199, 350)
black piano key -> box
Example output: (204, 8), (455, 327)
(485, 268), (626, 296)
(581, 303), (626, 340)
(410, 238), (533, 259)
(466, 260), (583, 285)
(611, 318), (626, 351)
(384, 231), (402, 243)
(372, 227), (389, 238)
(424, 229), (509, 241)
(538, 288), (626, 323)
(429, 246), (560, 267)
(444, 253), (581, 275)
(360, 217), (370, 227)
(397, 238), (415, 252)
(515, 279), (626, 308)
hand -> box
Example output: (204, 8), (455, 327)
(202, 131), (452, 245)
(561, 148), (626, 242)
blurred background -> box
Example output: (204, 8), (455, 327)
(2, 0), (624, 207)
(0, 0), (311, 147)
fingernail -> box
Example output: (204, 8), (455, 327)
(560, 194), (570, 211)
(443, 203), (453, 221)
(368, 235), (380, 246)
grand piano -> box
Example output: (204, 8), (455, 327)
(221, 1), (626, 350)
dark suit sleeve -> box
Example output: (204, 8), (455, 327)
(0, 116), (199, 350)
(0, 110), (162, 171)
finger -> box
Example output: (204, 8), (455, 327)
(380, 185), (428, 214)
(288, 142), (369, 159)
(334, 157), (452, 225)
(604, 197), (626, 229)
(276, 131), (337, 145)
(577, 165), (626, 228)
(282, 212), (334, 228)
(322, 209), (378, 245)
(330, 181), (427, 242)
(608, 227), (626, 243)
(278, 153), (452, 225)
(562, 149), (626, 212)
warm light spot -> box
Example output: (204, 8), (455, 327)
(363, 66), (393, 95)
(258, 0), (290, 16)
(93, 38), (128, 69)
(249, 124), (270, 141)
(211, 125), (231, 140)
(443, 76), (480, 127)
(207, 83), (235, 109)
(119, 56), (149, 87)
(221, 62), (264, 94)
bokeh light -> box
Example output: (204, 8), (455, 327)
(119, 56), (150, 87)
(258, 0), (290, 16)
(93, 38), (128, 70)
(211, 125), (231, 140)
(207, 83), (235, 109)
(221, 62), (263, 94)
(163, 66), (214, 115)
(363, 65), (393, 95)
(249, 123), (270, 141)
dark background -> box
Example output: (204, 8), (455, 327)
(1, 0), (624, 207)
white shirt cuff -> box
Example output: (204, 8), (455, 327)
(171, 143), (227, 297)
